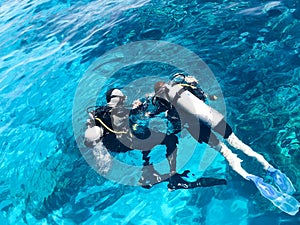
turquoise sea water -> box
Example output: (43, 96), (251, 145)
(1, 0), (300, 224)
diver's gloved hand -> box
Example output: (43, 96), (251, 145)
(247, 175), (300, 216)
(168, 173), (189, 190)
(267, 166), (296, 195)
(167, 171), (226, 191)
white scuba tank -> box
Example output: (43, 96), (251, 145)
(155, 83), (224, 129)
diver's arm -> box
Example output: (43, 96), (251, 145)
(131, 96), (151, 113)
(167, 149), (177, 175)
(185, 76), (218, 101)
(190, 81), (218, 102)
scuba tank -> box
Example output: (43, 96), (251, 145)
(155, 83), (224, 129)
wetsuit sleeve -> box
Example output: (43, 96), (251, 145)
(149, 97), (172, 117)
(130, 96), (168, 118)
(188, 81), (207, 102)
(171, 77), (207, 102)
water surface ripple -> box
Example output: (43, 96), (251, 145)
(0, 0), (299, 224)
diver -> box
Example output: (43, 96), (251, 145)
(84, 88), (175, 161)
(151, 74), (299, 215)
(84, 88), (226, 189)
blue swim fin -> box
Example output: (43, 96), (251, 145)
(247, 175), (300, 216)
(267, 167), (296, 195)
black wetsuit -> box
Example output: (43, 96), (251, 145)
(93, 105), (131, 153)
(92, 104), (178, 166)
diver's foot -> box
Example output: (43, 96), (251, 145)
(247, 175), (300, 216)
(267, 166), (296, 195)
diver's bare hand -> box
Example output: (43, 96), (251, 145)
(132, 99), (142, 109)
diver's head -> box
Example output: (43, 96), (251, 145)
(154, 81), (166, 94)
(105, 88), (126, 107)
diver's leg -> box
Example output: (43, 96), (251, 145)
(226, 133), (272, 170)
(142, 150), (151, 166)
(186, 121), (299, 213)
(213, 140), (299, 214)
(167, 148), (178, 175)
(163, 134), (178, 175)
(214, 119), (272, 170)
(214, 119), (296, 194)
(213, 141), (252, 179)
(216, 140), (300, 214)
(187, 122), (252, 179)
